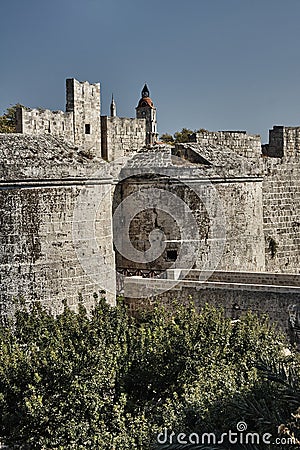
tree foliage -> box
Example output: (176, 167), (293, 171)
(0, 298), (298, 449)
(0, 104), (27, 133)
(160, 128), (208, 144)
(173, 128), (194, 143)
(160, 128), (194, 144)
(160, 133), (175, 145)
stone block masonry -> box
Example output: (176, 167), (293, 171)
(0, 134), (116, 318)
(4, 76), (300, 332)
(124, 272), (300, 336)
(16, 79), (102, 158)
(114, 146), (265, 277)
(101, 116), (146, 161)
(192, 130), (262, 158)
(16, 78), (148, 162)
(16, 108), (74, 142)
(263, 126), (300, 158)
(263, 155), (300, 273)
(66, 79), (101, 157)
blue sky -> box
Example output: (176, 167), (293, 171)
(1, 0), (300, 142)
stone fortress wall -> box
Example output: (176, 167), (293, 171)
(16, 79), (102, 157)
(191, 130), (262, 158)
(114, 147), (265, 276)
(16, 108), (74, 141)
(263, 156), (300, 273)
(0, 134), (116, 318)
(66, 79), (101, 157)
(263, 126), (300, 158)
(258, 125), (300, 274)
(124, 270), (300, 336)
(101, 116), (146, 161)
(2, 77), (300, 339)
(120, 124), (300, 339)
(16, 78), (147, 161)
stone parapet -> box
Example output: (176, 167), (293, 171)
(101, 116), (146, 161)
(124, 275), (300, 335)
(192, 130), (262, 158)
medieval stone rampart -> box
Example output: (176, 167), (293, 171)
(192, 130), (262, 158)
(124, 271), (300, 334)
(16, 79), (101, 157)
(263, 126), (300, 158)
(262, 155), (300, 273)
(0, 134), (116, 318)
(114, 145), (265, 276)
(101, 116), (146, 161)
(16, 108), (74, 141)
(3, 76), (300, 334)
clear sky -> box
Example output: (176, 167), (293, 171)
(1, 0), (300, 143)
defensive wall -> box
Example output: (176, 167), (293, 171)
(114, 144), (265, 276)
(191, 130), (262, 158)
(0, 134), (116, 318)
(16, 78), (149, 162)
(263, 126), (300, 158)
(16, 79), (102, 158)
(3, 77), (300, 335)
(101, 116), (146, 161)
(124, 269), (300, 338)
(262, 126), (300, 273)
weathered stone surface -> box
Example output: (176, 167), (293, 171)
(3, 76), (300, 330)
(114, 144), (265, 277)
(263, 156), (300, 273)
(124, 271), (300, 334)
(263, 126), (300, 158)
(101, 116), (146, 161)
(192, 130), (262, 158)
(17, 79), (102, 158)
(0, 134), (104, 180)
(0, 134), (115, 317)
(16, 78), (149, 162)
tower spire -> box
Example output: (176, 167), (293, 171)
(142, 83), (150, 98)
(110, 94), (116, 117)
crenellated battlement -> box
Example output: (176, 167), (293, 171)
(15, 78), (150, 161)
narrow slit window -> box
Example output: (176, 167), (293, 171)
(85, 124), (91, 134)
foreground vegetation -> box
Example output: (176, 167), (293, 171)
(0, 297), (299, 449)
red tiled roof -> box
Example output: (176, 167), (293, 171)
(137, 97), (154, 108)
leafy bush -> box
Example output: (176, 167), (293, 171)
(0, 298), (298, 449)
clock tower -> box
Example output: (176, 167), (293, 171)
(136, 84), (158, 145)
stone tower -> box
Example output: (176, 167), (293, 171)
(66, 78), (101, 156)
(16, 79), (101, 157)
(136, 84), (158, 145)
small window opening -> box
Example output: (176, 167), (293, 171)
(85, 124), (91, 134)
(166, 250), (177, 262)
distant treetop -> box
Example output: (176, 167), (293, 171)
(160, 127), (208, 144)
(0, 104), (29, 133)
